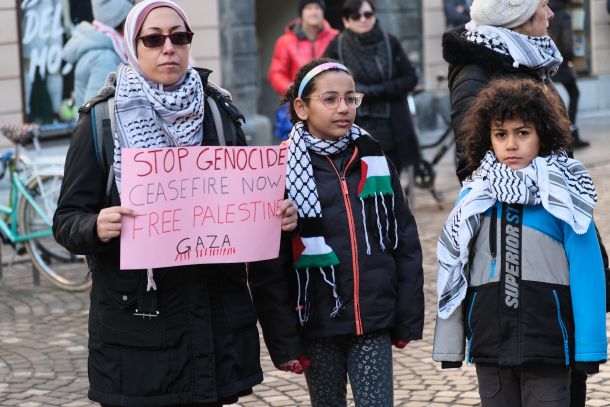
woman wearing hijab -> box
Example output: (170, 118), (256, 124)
(53, 1), (296, 406)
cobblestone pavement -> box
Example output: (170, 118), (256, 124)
(1, 114), (609, 406)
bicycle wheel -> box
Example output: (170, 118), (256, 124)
(18, 174), (91, 291)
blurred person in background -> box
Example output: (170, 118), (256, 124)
(548, 0), (589, 149)
(444, 0), (471, 29)
(268, 0), (338, 140)
(62, 0), (132, 108)
(323, 0), (419, 175)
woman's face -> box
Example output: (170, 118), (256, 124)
(295, 71), (358, 141)
(491, 118), (541, 170)
(514, 0), (554, 37)
(342, 1), (376, 35)
(137, 7), (190, 85)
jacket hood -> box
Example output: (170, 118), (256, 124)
(62, 21), (115, 64)
(284, 18), (335, 40)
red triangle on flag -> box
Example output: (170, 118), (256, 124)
(291, 236), (306, 266)
(357, 159), (369, 195)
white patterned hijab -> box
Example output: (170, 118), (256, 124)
(112, 0), (203, 192)
(123, 0), (192, 77)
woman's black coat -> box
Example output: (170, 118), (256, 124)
(324, 29), (420, 170)
(53, 70), (262, 407)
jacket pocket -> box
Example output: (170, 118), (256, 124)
(466, 291), (478, 363)
(552, 289), (570, 365)
(93, 269), (165, 348)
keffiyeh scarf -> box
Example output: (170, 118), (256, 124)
(113, 64), (204, 192)
(287, 122), (398, 325)
(465, 21), (563, 78)
(437, 151), (597, 319)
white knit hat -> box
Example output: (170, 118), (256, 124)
(92, 0), (133, 28)
(470, 0), (540, 29)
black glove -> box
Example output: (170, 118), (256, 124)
(441, 361), (463, 369)
(573, 362), (600, 374)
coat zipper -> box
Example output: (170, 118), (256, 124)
(489, 206), (497, 279)
(326, 148), (363, 334)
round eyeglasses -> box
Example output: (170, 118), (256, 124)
(303, 92), (364, 109)
(137, 31), (194, 48)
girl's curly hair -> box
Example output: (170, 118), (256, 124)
(280, 57), (351, 124)
(459, 78), (572, 169)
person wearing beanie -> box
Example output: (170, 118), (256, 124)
(62, 0), (133, 107)
(298, 0), (326, 16)
(268, 0), (337, 140)
(442, 0), (561, 182)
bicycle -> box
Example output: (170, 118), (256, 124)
(406, 75), (456, 209)
(0, 124), (91, 291)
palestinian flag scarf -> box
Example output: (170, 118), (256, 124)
(287, 121), (398, 325)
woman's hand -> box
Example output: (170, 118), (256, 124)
(277, 199), (298, 232)
(96, 206), (135, 242)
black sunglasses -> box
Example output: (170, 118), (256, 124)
(137, 31), (194, 48)
(349, 11), (374, 21)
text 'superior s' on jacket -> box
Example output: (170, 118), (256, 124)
(249, 136), (424, 366)
(433, 192), (607, 368)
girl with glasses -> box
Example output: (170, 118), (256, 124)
(249, 58), (425, 407)
(53, 1), (298, 406)
(323, 0), (421, 176)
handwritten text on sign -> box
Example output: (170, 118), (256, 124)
(120, 146), (287, 269)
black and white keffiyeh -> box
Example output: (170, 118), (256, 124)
(287, 121), (362, 217)
(464, 21), (562, 78)
(113, 64), (204, 191)
(437, 151), (597, 319)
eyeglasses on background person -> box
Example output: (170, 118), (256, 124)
(137, 31), (194, 48)
(303, 91), (364, 109)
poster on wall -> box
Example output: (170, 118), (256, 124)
(17, 0), (92, 136)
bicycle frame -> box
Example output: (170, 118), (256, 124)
(0, 170), (52, 243)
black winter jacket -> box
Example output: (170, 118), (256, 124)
(249, 141), (424, 365)
(324, 28), (420, 170)
(442, 27), (557, 182)
(53, 69), (263, 407)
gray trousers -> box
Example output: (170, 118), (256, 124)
(304, 331), (393, 407)
(476, 364), (571, 407)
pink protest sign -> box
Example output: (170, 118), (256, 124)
(120, 146), (287, 269)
